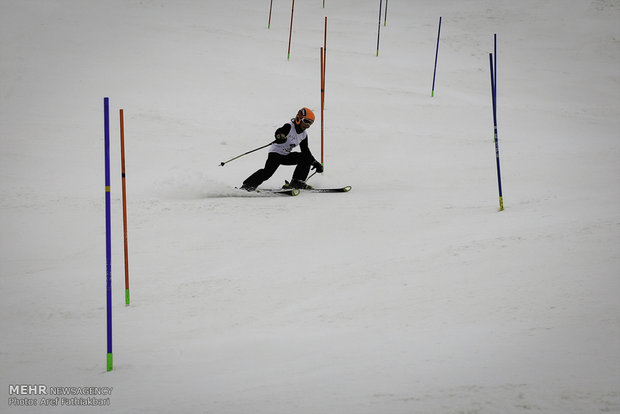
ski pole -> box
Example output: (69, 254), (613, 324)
(306, 161), (324, 182)
(219, 141), (274, 166)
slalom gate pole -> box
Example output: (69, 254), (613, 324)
(219, 141), (274, 166)
(119, 109), (130, 306)
(268, 0), (274, 29)
(494, 33), (497, 105)
(376, 0), (383, 56)
(431, 16), (442, 97)
(321, 47), (325, 165)
(489, 53), (504, 211)
(323, 16), (327, 99)
(287, 0), (295, 60)
(321, 16), (327, 165)
(104, 97), (113, 372)
(384, 0), (389, 26)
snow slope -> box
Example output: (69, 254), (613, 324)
(1, 0), (619, 413)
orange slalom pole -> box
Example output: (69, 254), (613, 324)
(268, 0), (274, 29)
(321, 17), (327, 165)
(119, 109), (130, 306)
(320, 47), (325, 164)
(287, 0), (295, 60)
(323, 16), (327, 107)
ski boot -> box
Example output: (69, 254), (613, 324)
(283, 179), (313, 190)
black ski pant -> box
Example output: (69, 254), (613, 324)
(243, 151), (313, 188)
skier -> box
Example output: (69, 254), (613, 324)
(240, 107), (323, 191)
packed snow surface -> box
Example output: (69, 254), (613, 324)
(1, 0), (619, 413)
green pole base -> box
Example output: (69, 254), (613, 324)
(125, 289), (130, 306)
(107, 353), (113, 372)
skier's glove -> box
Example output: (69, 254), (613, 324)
(311, 161), (324, 173)
(274, 133), (287, 144)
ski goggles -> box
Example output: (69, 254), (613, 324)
(301, 118), (314, 125)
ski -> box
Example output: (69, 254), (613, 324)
(282, 180), (351, 193)
(235, 187), (300, 196)
(303, 186), (352, 193)
(260, 188), (300, 196)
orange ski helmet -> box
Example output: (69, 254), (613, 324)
(295, 107), (315, 125)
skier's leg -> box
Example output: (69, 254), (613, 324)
(291, 152), (314, 182)
(242, 153), (283, 188)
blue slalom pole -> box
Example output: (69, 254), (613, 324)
(494, 34), (497, 106)
(384, 0), (388, 26)
(489, 54), (504, 211)
(376, 0), (383, 56)
(104, 97), (113, 371)
(431, 17), (442, 97)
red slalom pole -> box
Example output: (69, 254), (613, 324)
(268, 0), (274, 29)
(323, 16), (327, 98)
(321, 16), (327, 165)
(119, 109), (131, 305)
(287, 0), (295, 60)
(320, 47), (325, 164)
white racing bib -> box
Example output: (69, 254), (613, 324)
(269, 122), (307, 155)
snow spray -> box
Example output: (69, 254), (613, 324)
(104, 98), (113, 371)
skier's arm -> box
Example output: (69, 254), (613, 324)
(300, 138), (323, 172)
(299, 137), (315, 161)
(274, 124), (292, 143)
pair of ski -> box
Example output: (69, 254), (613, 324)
(238, 185), (351, 197)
